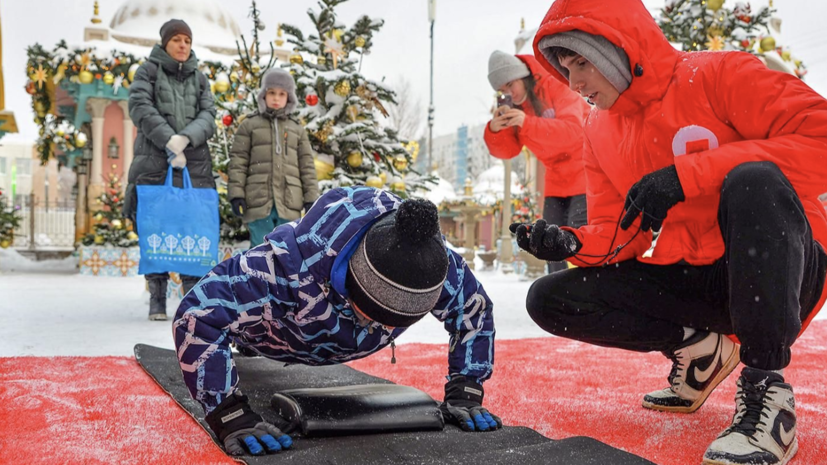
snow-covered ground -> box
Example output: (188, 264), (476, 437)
(1, 249), (824, 357)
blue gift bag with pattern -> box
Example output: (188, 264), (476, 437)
(136, 166), (219, 276)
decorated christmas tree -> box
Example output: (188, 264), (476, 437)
(0, 188), (22, 249)
(81, 172), (138, 248)
(657, 0), (807, 78)
(281, 0), (432, 195)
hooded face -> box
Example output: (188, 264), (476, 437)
(165, 34), (192, 62)
(265, 87), (289, 110)
(558, 53), (620, 110)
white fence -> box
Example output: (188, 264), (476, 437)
(11, 195), (76, 249)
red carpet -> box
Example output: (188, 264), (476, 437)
(2, 321), (827, 465)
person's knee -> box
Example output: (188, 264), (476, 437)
(525, 273), (568, 327)
(721, 161), (787, 202)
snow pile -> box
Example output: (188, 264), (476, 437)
(0, 248), (77, 273)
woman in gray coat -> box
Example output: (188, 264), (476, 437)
(124, 19), (217, 320)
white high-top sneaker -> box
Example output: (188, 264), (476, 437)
(703, 367), (797, 465)
(642, 331), (740, 413)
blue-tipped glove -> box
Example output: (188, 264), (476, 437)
(439, 376), (502, 432)
(205, 392), (293, 456)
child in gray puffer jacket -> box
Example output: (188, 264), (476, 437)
(228, 68), (320, 247)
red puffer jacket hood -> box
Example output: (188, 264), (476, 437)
(484, 54), (589, 198)
(533, 0), (679, 115)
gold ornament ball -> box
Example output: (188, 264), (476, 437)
(79, 70), (94, 84)
(354, 36), (366, 48)
(127, 232), (138, 241)
(391, 181), (406, 191)
(214, 80), (230, 93)
(379, 172), (388, 184)
(74, 135), (87, 148)
(0, 240), (9, 249)
(365, 176), (384, 188)
(94, 213), (103, 221)
(760, 36), (776, 53)
(230, 72), (239, 83)
(334, 80), (351, 97)
(332, 29), (344, 41)
(112, 219), (123, 230)
(251, 63), (261, 74)
(314, 158), (335, 180)
(103, 72), (115, 85)
(346, 151), (363, 168)
(707, 0), (724, 11)
(56, 129), (65, 137)
(781, 50), (792, 62)
(289, 53), (304, 65)
(317, 55), (327, 65)
(393, 155), (408, 171)
(794, 59), (802, 67)
(94, 235), (105, 244)
(346, 105), (359, 122)
(34, 101), (45, 113)
(128, 64), (139, 82)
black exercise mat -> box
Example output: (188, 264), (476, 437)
(135, 344), (656, 465)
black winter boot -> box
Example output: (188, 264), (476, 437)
(181, 275), (200, 298)
(147, 276), (168, 321)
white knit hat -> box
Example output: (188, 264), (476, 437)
(487, 51), (531, 90)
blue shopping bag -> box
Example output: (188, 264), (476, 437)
(136, 166), (219, 276)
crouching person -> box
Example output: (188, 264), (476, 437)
(174, 187), (501, 456)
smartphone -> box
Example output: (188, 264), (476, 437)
(497, 94), (514, 110)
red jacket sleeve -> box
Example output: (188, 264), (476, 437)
(562, 135), (652, 267)
(484, 122), (523, 160)
(675, 53), (827, 199)
(517, 76), (587, 164)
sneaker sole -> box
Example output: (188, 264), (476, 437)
(148, 314), (168, 321)
(642, 343), (741, 414)
(701, 437), (798, 465)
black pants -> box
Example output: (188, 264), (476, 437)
(527, 162), (826, 370)
(543, 194), (588, 273)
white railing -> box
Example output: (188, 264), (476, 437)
(11, 195), (76, 249)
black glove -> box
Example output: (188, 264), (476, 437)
(439, 376), (502, 432)
(205, 392), (293, 456)
(303, 201), (314, 213)
(230, 198), (247, 218)
(620, 165), (685, 232)
(509, 219), (581, 261)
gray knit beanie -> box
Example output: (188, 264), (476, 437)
(487, 51), (531, 90)
(257, 68), (298, 114)
(160, 19), (192, 48)
(346, 199), (449, 328)
(538, 30), (632, 93)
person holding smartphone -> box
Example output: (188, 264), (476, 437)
(484, 51), (591, 273)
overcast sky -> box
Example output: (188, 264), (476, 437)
(3, 0), (826, 142)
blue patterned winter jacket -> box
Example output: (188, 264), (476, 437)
(174, 187), (495, 414)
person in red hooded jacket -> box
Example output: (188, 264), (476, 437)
(510, 1), (827, 464)
(484, 51), (590, 273)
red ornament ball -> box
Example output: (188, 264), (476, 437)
(222, 114), (234, 127)
(740, 40), (750, 48)
(373, 152), (381, 162)
(305, 94), (319, 106)
(25, 81), (37, 95)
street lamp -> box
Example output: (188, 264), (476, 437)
(427, 0), (435, 173)
(108, 136), (120, 159)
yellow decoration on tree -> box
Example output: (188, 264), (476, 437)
(346, 105), (359, 122)
(365, 176), (384, 188)
(102, 72), (115, 85)
(317, 55), (327, 66)
(781, 50), (791, 62)
(759, 36), (776, 53)
(32, 64), (49, 89)
(707, 0), (724, 11)
(391, 181), (406, 192)
(334, 80), (351, 97)
(127, 232), (138, 241)
(214, 79), (230, 93)
(79, 70), (94, 84)
(346, 151), (363, 168)
(0, 240), (9, 249)
(379, 172), (388, 184)
(354, 36), (366, 48)
(705, 35), (725, 51)
(393, 155), (408, 171)
(94, 235), (105, 244)
(314, 158), (335, 180)
(332, 29), (344, 41)
(94, 213), (103, 221)
(112, 219), (123, 229)
(289, 53), (304, 65)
